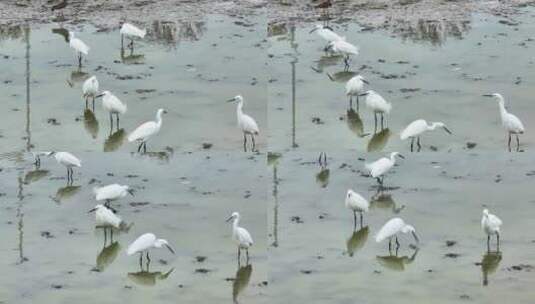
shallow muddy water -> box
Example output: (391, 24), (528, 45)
(0, 152), (267, 303)
(268, 151), (535, 303)
(268, 9), (535, 152)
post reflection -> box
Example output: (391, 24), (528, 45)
(346, 108), (368, 138)
(370, 190), (405, 214)
(104, 128), (126, 152)
(479, 250), (502, 286)
(326, 70), (357, 83)
(51, 182), (81, 203)
(346, 226), (369, 257)
(376, 247), (418, 271)
(95, 241), (121, 272)
(232, 263), (253, 303)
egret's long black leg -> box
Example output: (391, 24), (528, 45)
(109, 113), (113, 130)
(251, 135), (256, 151)
(374, 113), (378, 133)
(395, 236), (400, 249)
(496, 232), (500, 251)
(508, 133), (512, 152)
(487, 235), (490, 252)
(143, 142), (147, 153)
(349, 95), (352, 108)
(116, 113), (120, 129)
(360, 212), (363, 228)
(139, 253), (143, 269)
(417, 137), (422, 152)
(137, 142), (143, 152)
(356, 94), (359, 112)
(353, 211), (357, 230)
(243, 133), (247, 152)
(381, 114), (384, 130)
(246, 249), (249, 264)
(411, 137), (414, 152)
(516, 134), (520, 151)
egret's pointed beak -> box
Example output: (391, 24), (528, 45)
(163, 110), (168, 114)
(227, 98), (236, 103)
(362, 79), (369, 84)
(482, 94), (493, 97)
(358, 93), (369, 97)
(309, 28), (318, 33)
(412, 231), (420, 243)
(127, 189), (135, 196)
(398, 154), (405, 159)
(225, 216), (233, 222)
(443, 126), (452, 134)
(165, 244), (175, 254)
(88, 208), (97, 213)
(95, 93), (104, 98)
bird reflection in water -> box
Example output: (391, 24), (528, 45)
(326, 70), (357, 83)
(346, 226), (369, 257)
(83, 108), (99, 139)
(367, 128), (391, 152)
(346, 108), (369, 139)
(51, 182), (81, 203)
(232, 263), (253, 304)
(311, 54), (344, 73)
(104, 129), (127, 152)
(133, 150), (172, 163)
(127, 268), (174, 287)
(370, 190), (405, 214)
(95, 241), (121, 272)
(478, 250), (502, 286)
(376, 247), (418, 271)
(24, 168), (49, 184)
(51, 28), (69, 43)
(315, 152), (329, 188)
(67, 68), (89, 87)
(120, 47), (145, 65)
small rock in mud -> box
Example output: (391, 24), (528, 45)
(459, 294), (471, 300)
(444, 253), (460, 258)
(466, 142), (477, 149)
(135, 89), (156, 94)
(159, 259), (168, 265)
(195, 256), (207, 263)
(47, 118), (60, 126)
(41, 231), (54, 239)
(51, 284), (63, 289)
(300, 270), (314, 274)
(290, 216), (304, 224)
(446, 240), (457, 247)
(130, 202), (150, 207)
(311, 117), (324, 125)
(195, 268), (211, 274)
(508, 264), (533, 271)
(202, 143), (213, 149)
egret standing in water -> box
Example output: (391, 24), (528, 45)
(127, 233), (175, 269)
(49, 151), (81, 183)
(481, 208), (502, 252)
(68, 31), (89, 67)
(89, 204), (126, 242)
(325, 39), (359, 70)
(483, 93), (525, 151)
(120, 22), (146, 50)
(345, 189), (369, 229)
(345, 75), (368, 111)
(360, 90), (391, 131)
(228, 95), (260, 152)
(96, 91), (127, 130)
(128, 108), (167, 153)
(309, 24), (344, 49)
(94, 183), (134, 208)
(226, 212), (253, 264)
(82, 76), (99, 110)
(365, 152), (404, 186)
(376, 217), (419, 251)
(400, 119), (452, 152)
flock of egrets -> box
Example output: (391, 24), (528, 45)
(30, 22), (258, 269)
(309, 24), (505, 253)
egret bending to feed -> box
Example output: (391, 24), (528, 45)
(32, 151), (52, 167)
(400, 119), (452, 152)
(365, 152), (404, 186)
(376, 217), (419, 251)
(94, 183), (134, 208)
(325, 39), (359, 70)
(82, 76), (99, 110)
(89, 204), (124, 229)
(483, 93), (525, 151)
(360, 90), (392, 131)
(120, 22), (146, 50)
(345, 75), (368, 111)
(68, 31), (89, 67)
(226, 212), (253, 264)
(482, 209), (502, 252)
(309, 24), (344, 48)
(96, 91), (127, 129)
(128, 108), (167, 153)
(345, 189), (369, 229)
(228, 95), (260, 152)
(127, 233), (175, 268)
(49, 151), (81, 183)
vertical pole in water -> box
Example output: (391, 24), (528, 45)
(25, 24), (31, 152)
(290, 24), (298, 148)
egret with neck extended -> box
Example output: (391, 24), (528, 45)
(483, 93), (524, 151)
(360, 90), (392, 132)
(365, 152), (404, 186)
(49, 151), (81, 183)
(68, 31), (89, 67)
(345, 75), (368, 111)
(128, 108), (167, 153)
(120, 22), (146, 50)
(226, 212), (253, 264)
(400, 119), (452, 152)
(228, 95), (259, 152)
(96, 91), (127, 130)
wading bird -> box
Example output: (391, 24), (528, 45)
(49, 151), (81, 183)
(376, 217), (419, 252)
(400, 119), (452, 152)
(68, 31), (89, 67)
(309, 24), (343, 48)
(120, 22), (146, 50)
(481, 208), (502, 252)
(127, 233), (175, 269)
(93, 183), (134, 208)
(128, 108), (167, 153)
(226, 212), (253, 264)
(345, 189), (369, 229)
(96, 91), (127, 130)
(345, 75), (368, 111)
(482, 93), (525, 151)
(82, 76), (99, 110)
(325, 39), (359, 70)
(365, 152), (404, 186)
(89, 204), (124, 229)
(228, 95), (259, 152)
(360, 90), (392, 131)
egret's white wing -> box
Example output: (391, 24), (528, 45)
(376, 218), (404, 242)
(366, 157), (391, 177)
(82, 76), (98, 95)
(504, 113), (524, 133)
(96, 207), (122, 228)
(71, 38), (89, 55)
(346, 191), (369, 212)
(121, 23), (146, 38)
(345, 76), (364, 95)
(103, 94), (127, 114)
(318, 28), (343, 42)
(240, 114), (259, 135)
(57, 152), (82, 167)
(400, 119), (427, 140)
(336, 40), (359, 55)
(488, 214), (502, 229)
(127, 233), (156, 255)
(94, 184), (123, 201)
(128, 121), (158, 142)
(236, 227), (253, 247)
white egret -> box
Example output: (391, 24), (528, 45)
(345, 189), (369, 229)
(82, 76), (99, 110)
(68, 31), (89, 67)
(94, 183), (134, 208)
(309, 24), (344, 50)
(481, 209), (502, 251)
(127, 233), (175, 268)
(360, 90), (392, 131)
(365, 152), (404, 186)
(31, 151), (52, 167)
(227, 95), (259, 152)
(89, 204), (124, 229)
(226, 212), (253, 264)
(49, 151), (81, 183)
(128, 108), (167, 153)
(96, 91), (127, 129)
(345, 75), (368, 111)
(120, 22), (146, 50)
(483, 93), (525, 151)
(376, 217), (419, 251)
(325, 39), (359, 69)
(400, 119), (452, 152)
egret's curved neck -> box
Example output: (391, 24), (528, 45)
(497, 99), (507, 116)
(428, 123), (439, 131)
(156, 111), (163, 126)
(232, 217), (240, 230)
(237, 101), (244, 115)
(390, 154), (397, 163)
